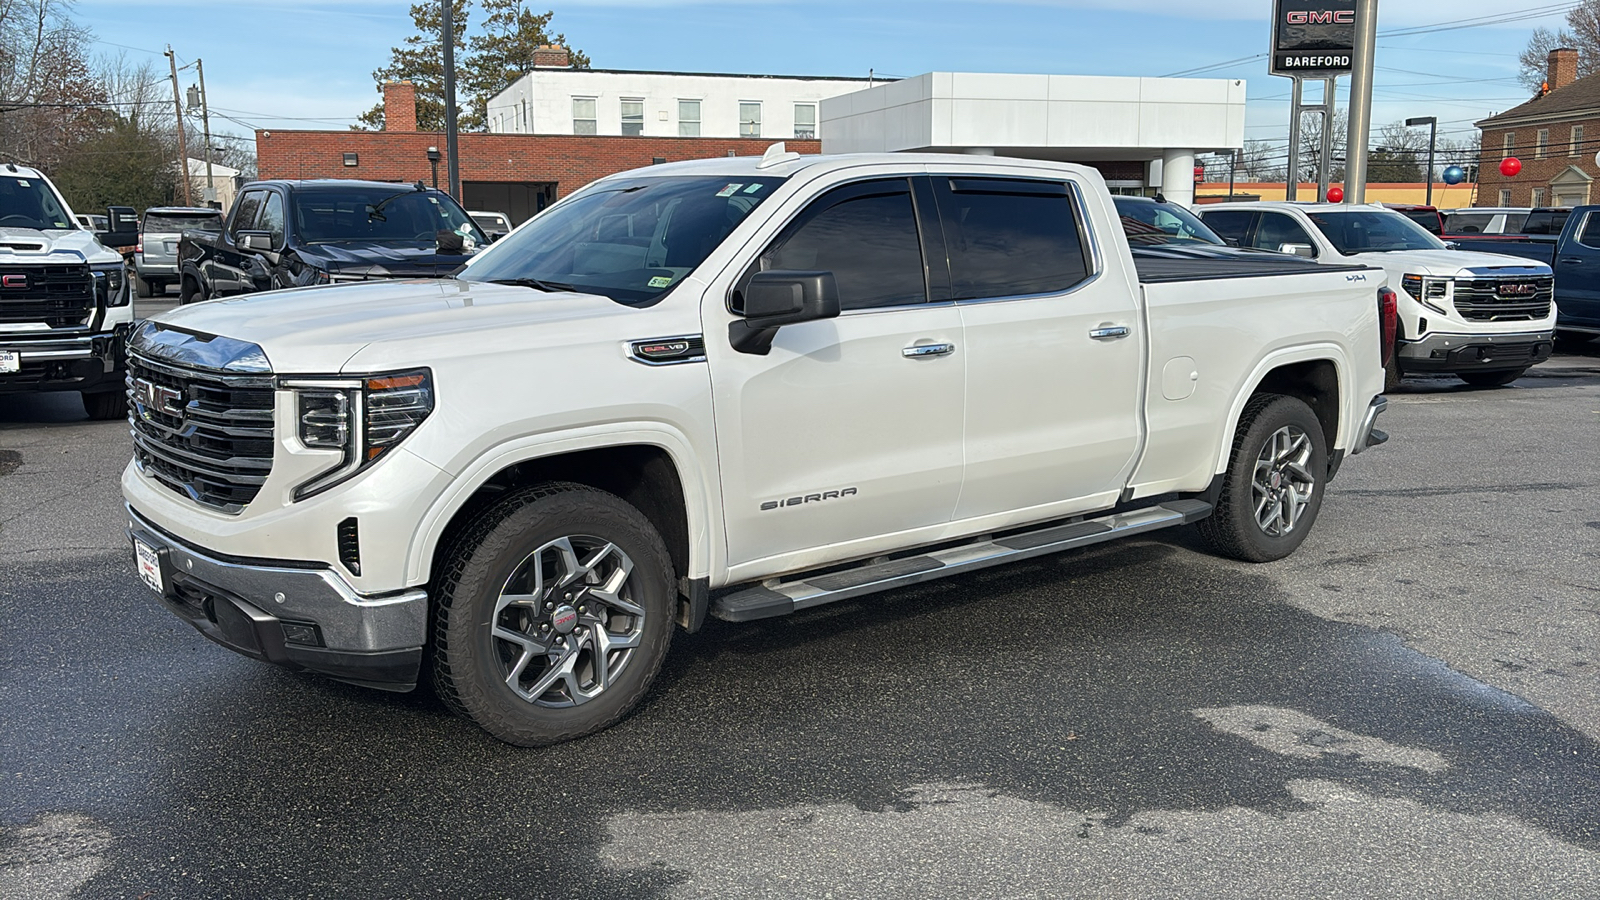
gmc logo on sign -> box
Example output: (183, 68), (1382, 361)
(2, 274), (27, 289)
(1287, 10), (1354, 24)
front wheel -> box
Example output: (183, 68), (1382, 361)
(432, 482), (675, 747)
(178, 275), (204, 305)
(1197, 393), (1328, 563)
(1458, 368), (1526, 387)
(82, 390), (125, 420)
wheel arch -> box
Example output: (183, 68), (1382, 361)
(1215, 345), (1350, 476)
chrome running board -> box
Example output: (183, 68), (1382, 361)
(712, 500), (1213, 622)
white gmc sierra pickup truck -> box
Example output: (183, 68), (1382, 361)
(1197, 201), (1556, 389)
(122, 150), (1393, 746)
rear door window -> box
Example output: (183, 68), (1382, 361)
(931, 177), (1089, 300)
(759, 178), (927, 311)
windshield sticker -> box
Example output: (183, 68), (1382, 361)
(715, 184), (743, 197)
(742, 184), (764, 194)
(647, 275), (674, 288)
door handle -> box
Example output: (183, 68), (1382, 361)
(1560, 257), (1583, 264)
(1089, 326), (1131, 340)
(903, 342), (956, 359)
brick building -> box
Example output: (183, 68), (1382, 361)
(1477, 48), (1600, 208)
(256, 81), (821, 225)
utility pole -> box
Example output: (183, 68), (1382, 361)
(165, 46), (192, 206)
(442, 0), (461, 200)
(1344, 0), (1379, 204)
(196, 59), (214, 204)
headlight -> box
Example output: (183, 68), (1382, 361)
(1399, 274), (1448, 315)
(93, 264), (128, 307)
(286, 369), (433, 500)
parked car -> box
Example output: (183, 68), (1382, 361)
(0, 165), (135, 418)
(1383, 204), (1443, 235)
(75, 213), (109, 231)
(1442, 207), (1529, 236)
(1198, 201), (1555, 389)
(124, 151), (1392, 746)
(177, 180), (488, 304)
(133, 206), (224, 298)
(1450, 204), (1600, 341)
(469, 209), (512, 238)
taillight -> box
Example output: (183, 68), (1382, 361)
(1378, 287), (1398, 370)
(134, 240), (142, 253)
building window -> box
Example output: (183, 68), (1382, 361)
(740, 101), (761, 138)
(1503, 132), (1516, 157)
(1573, 125), (1585, 157)
(1536, 129), (1549, 159)
(621, 98), (644, 136)
(573, 97), (597, 135)
(678, 100), (700, 137)
(1532, 187), (1547, 206)
(1499, 188), (1513, 206)
(794, 103), (816, 139)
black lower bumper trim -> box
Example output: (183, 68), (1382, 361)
(1400, 339), (1553, 373)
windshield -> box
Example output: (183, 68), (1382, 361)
(0, 175), (72, 230)
(1113, 197), (1224, 245)
(1306, 210), (1447, 254)
(293, 188), (487, 249)
(460, 175), (783, 305)
(144, 212), (222, 234)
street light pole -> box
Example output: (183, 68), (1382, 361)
(1406, 115), (1438, 206)
(442, 0), (461, 200)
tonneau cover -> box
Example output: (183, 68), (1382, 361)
(1132, 247), (1369, 284)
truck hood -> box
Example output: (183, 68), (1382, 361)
(296, 241), (478, 278)
(1364, 248), (1552, 277)
(0, 227), (120, 266)
(145, 278), (639, 373)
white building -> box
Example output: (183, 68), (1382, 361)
(485, 46), (874, 141)
(821, 72), (1246, 206)
(185, 158), (242, 211)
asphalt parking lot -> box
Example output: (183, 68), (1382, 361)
(2, 338), (1599, 899)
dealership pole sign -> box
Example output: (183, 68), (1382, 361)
(1271, 0), (1356, 78)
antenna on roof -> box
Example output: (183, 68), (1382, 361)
(758, 142), (801, 169)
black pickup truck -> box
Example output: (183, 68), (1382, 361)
(177, 179), (488, 303)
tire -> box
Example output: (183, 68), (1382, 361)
(134, 274), (152, 298)
(82, 389), (126, 421)
(1383, 350), (1402, 393)
(1197, 393), (1328, 563)
(1556, 330), (1597, 344)
(179, 275), (203, 305)
(1458, 368), (1526, 387)
(431, 482), (675, 747)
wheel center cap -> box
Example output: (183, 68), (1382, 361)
(1270, 471), (1283, 490)
(551, 605), (579, 635)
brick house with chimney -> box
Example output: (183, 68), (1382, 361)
(1476, 48), (1600, 208)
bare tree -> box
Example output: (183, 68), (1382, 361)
(1518, 8), (1600, 93)
(0, 0), (107, 170)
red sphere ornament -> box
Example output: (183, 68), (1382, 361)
(1326, 186), (1345, 203)
(1500, 157), (1522, 177)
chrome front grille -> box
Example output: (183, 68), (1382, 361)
(128, 353), (276, 513)
(1452, 275), (1554, 322)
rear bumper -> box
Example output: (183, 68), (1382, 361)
(0, 329), (125, 394)
(1349, 396), (1388, 456)
(1397, 330), (1554, 373)
(134, 260), (177, 278)
(126, 504), (427, 691)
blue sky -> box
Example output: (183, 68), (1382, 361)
(75, 0), (1568, 160)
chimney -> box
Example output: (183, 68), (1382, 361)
(1549, 48), (1579, 93)
(382, 81), (418, 132)
(533, 44), (571, 68)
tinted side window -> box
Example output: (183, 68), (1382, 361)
(1577, 213), (1600, 250)
(1201, 210), (1256, 245)
(1253, 213), (1317, 256)
(762, 180), (926, 310)
(256, 192), (286, 246)
(934, 179), (1088, 300)
(230, 191), (265, 240)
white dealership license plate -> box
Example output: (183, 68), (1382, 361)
(134, 538), (164, 594)
(0, 350), (17, 374)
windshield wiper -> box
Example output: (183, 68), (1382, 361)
(488, 277), (581, 292)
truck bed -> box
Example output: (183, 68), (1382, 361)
(1131, 249), (1368, 284)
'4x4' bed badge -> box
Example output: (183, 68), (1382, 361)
(132, 378), (185, 418)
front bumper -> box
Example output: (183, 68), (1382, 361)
(0, 329), (125, 395)
(1396, 330), (1554, 373)
(127, 504), (427, 691)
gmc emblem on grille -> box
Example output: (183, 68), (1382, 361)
(1498, 283), (1538, 297)
(132, 378), (185, 417)
(2, 274), (27, 289)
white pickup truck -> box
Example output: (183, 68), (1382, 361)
(1197, 201), (1556, 389)
(122, 150), (1393, 746)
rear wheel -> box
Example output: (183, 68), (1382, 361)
(134, 274), (152, 298)
(82, 390), (125, 420)
(1458, 368), (1525, 387)
(1198, 394), (1328, 563)
(431, 482), (675, 746)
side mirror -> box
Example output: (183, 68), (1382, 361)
(238, 230), (281, 265)
(97, 205), (139, 250)
(1279, 242), (1316, 258)
(729, 270), (841, 355)
(1444, 241), (1460, 250)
